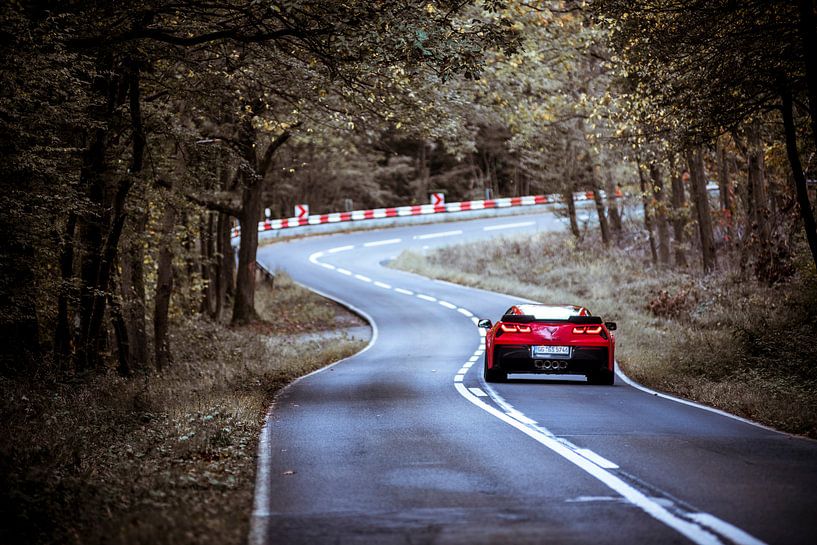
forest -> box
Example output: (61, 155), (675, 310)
(2, 1), (817, 544)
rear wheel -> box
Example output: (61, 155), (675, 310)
(587, 369), (615, 385)
(483, 354), (507, 383)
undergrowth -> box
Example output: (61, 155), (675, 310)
(391, 232), (817, 437)
(0, 274), (367, 545)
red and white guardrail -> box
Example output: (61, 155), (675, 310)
(232, 190), (622, 238)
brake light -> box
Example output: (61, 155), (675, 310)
(500, 323), (532, 333)
(573, 325), (604, 335)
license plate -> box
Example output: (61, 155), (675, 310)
(531, 345), (571, 357)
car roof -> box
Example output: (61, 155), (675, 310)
(507, 304), (590, 320)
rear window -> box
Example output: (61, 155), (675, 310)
(515, 304), (587, 320)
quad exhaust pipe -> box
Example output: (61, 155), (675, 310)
(535, 360), (568, 370)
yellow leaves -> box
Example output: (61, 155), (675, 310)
(425, 3), (436, 14)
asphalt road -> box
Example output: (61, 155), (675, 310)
(252, 210), (817, 545)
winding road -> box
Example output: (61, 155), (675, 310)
(251, 210), (817, 545)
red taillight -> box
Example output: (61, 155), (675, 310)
(500, 323), (531, 333)
(573, 325), (603, 335)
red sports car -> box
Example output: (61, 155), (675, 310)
(478, 304), (617, 385)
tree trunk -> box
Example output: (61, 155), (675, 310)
(798, 0), (817, 158)
(747, 121), (770, 247)
(650, 163), (671, 265)
(565, 189), (581, 239)
(119, 206), (148, 371)
(637, 160), (658, 264)
(781, 85), (817, 273)
(605, 172), (622, 235)
(201, 211), (217, 317)
(109, 267), (130, 376)
(686, 148), (718, 272)
(231, 126), (294, 324)
(154, 202), (176, 370)
(591, 175), (610, 245)
(232, 171), (262, 324)
(55, 213), (77, 369)
(716, 138), (735, 243)
(668, 153), (688, 267)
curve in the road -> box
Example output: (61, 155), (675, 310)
(251, 213), (817, 545)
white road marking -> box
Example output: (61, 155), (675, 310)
(319, 263), (336, 270)
(576, 448), (619, 469)
(438, 300), (457, 309)
(414, 229), (463, 240)
(458, 367), (470, 375)
(507, 410), (538, 425)
(394, 288), (414, 295)
(328, 245), (354, 253)
(454, 374), (464, 382)
(468, 355), (479, 362)
(483, 221), (536, 231)
(457, 308), (474, 318)
(363, 238), (402, 247)
(688, 514), (768, 545)
(470, 316), (481, 326)
(373, 281), (392, 289)
(455, 382), (727, 545)
(354, 274), (372, 282)
(468, 387), (488, 397)
(417, 294), (437, 302)
(336, 268), (352, 276)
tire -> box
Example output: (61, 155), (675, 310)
(483, 354), (507, 383)
(587, 369), (615, 385)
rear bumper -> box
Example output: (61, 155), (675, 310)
(492, 345), (609, 375)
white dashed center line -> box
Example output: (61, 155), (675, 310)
(414, 229), (463, 240)
(364, 238), (402, 247)
(483, 221), (536, 231)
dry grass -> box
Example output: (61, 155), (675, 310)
(0, 273), (368, 545)
(391, 232), (817, 437)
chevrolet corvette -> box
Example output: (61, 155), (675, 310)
(478, 304), (616, 385)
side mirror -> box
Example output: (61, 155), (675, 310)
(477, 319), (492, 329)
(605, 321), (617, 331)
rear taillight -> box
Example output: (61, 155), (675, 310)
(573, 325), (604, 335)
(500, 323), (531, 333)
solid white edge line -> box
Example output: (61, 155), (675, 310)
(688, 513), (768, 545)
(468, 387), (489, 397)
(453, 383), (726, 545)
(363, 238), (401, 247)
(576, 448), (620, 469)
(614, 364), (803, 438)
(249, 277), (379, 545)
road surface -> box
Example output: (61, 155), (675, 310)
(252, 210), (817, 545)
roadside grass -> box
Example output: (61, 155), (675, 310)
(391, 232), (817, 438)
(0, 273), (368, 545)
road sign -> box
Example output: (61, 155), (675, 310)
(294, 204), (309, 219)
(430, 192), (445, 206)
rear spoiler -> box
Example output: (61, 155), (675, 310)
(501, 314), (603, 325)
